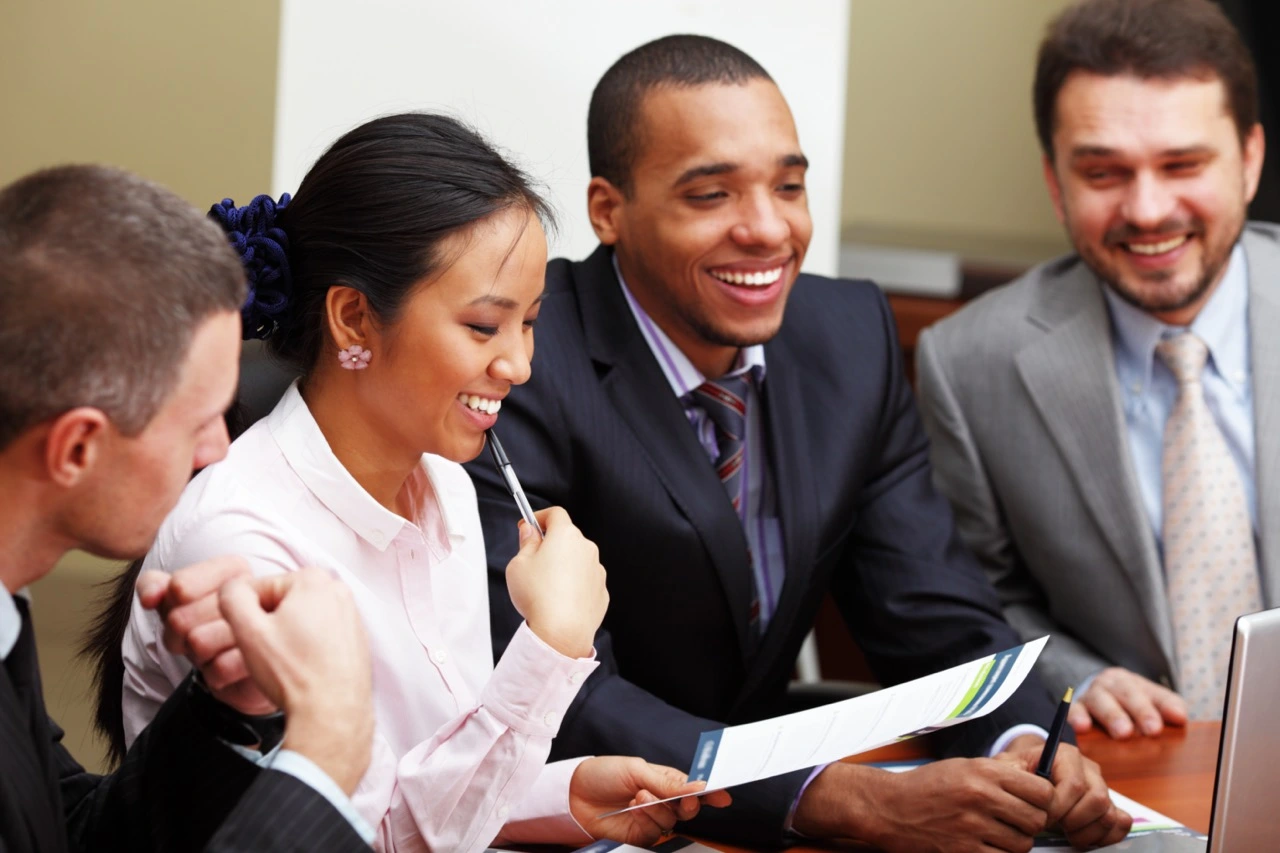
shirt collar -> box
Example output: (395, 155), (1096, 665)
(1102, 243), (1250, 393)
(265, 381), (466, 551)
(0, 584), (22, 662)
(612, 254), (766, 398)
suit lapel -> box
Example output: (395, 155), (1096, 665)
(1014, 270), (1175, 665)
(574, 247), (756, 661)
(1244, 228), (1280, 607)
(1, 603), (66, 852)
(744, 332), (820, 679)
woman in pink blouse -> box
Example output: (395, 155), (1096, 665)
(116, 113), (728, 852)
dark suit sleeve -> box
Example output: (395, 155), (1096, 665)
(828, 287), (1062, 757)
(470, 365), (810, 848)
(56, 674), (369, 852)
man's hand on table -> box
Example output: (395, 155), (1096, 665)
(1069, 668), (1189, 739)
(792, 758), (1054, 852)
(998, 734), (1132, 849)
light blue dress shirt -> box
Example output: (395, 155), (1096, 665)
(1, 584), (372, 843)
(1103, 244), (1257, 545)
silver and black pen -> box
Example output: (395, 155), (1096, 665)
(484, 428), (544, 539)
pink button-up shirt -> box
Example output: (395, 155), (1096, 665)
(121, 382), (598, 852)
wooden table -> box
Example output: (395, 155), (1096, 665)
(694, 722), (1220, 851)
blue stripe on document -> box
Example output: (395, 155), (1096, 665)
(955, 645), (1019, 718)
(687, 729), (724, 782)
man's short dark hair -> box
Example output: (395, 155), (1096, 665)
(1034, 0), (1258, 160)
(0, 165), (246, 449)
(588, 34), (773, 193)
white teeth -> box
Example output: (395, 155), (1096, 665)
(709, 266), (785, 287)
(1127, 235), (1188, 255)
(457, 393), (502, 415)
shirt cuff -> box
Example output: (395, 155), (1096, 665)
(783, 763), (830, 835)
(271, 749), (377, 845)
(988, 724), (1050, 756)
(501, 756), (595, 845)
(1075, 670), (1101, 701)
(481, 621), (599, 738)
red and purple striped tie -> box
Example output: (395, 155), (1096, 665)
(693, 376), (750, 513)
(692, 375), (762, 631)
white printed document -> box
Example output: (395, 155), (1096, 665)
(601, 636), (1047, 816)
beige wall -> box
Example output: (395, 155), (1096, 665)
(843, 0), (1075, 262)
(1, 0), (281, 773)
(0, 0), (279, 206)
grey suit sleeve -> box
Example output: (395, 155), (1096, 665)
(915, 326), (1109, 691)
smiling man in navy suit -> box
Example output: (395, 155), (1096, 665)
(466, 34), (1132, 853)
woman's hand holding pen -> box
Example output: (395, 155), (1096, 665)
(505, 506), (608, 659)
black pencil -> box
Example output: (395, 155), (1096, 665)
(1036, 687), (1074, 779)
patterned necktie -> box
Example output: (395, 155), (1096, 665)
(1157, 332), (1262, 719)
(691, 375), (761, 630)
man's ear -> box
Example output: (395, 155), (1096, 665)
(1242, 121), (1266, 203)
(1042, 154), (1067, 225)
(325, 286), (373, 353)
(44, 407), (110, 488)
(587, 177), (626, 246)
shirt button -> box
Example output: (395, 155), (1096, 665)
(569, 671), (585, 685)
(369, 531), (385, 546)
(432, 648), (448, 665)
(543, 711), (558, 726)
(497, 803), (509, 821)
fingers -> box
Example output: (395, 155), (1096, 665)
(135, 570), (172, 611)
(162, 593), (225, 656)
(701, 789), (732, 808)
(1044, 745), (1087, 826)
(219, 576), (271, 644)
(166, 556), (251, 609)
(979, 814), (1041, 853)
(630, 790), (678, 838)
(997, 763), (1055, 813)
(1103, 675), (1165, 737)
(630, 764), (697, 800)
(1152, 685), (1190, 727)
(186, 619), (235, 666)
(1081, 684), (1135, 739)
(241, 572), (299, 612)
(531, 505), (569, 529)
(202, 648), (251, 692)
(1056, 753), (1111, 832)
(1067, 700), (1094, 734)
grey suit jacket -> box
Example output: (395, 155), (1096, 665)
(915, 222), (1280, 694)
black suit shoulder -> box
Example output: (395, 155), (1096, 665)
(10, 674), (369, 853)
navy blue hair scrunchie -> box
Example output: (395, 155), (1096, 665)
(209, 193), (293, 340)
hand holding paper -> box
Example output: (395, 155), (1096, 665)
(599, 636), (1048, 818)
(570, 756), (732, 845)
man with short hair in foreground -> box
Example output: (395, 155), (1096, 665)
(0, 164), (375, 852)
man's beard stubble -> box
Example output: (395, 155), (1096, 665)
(1070, 211), (1245, 316)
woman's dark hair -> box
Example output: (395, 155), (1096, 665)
(82, 113), (553, 762)
(212, 111), (554, 372)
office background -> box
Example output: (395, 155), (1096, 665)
(3, 0), (1080, 773)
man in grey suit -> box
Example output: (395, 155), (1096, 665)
(917, 0), (1277, 740)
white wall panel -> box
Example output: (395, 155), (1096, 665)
(274, 0), (849, 274)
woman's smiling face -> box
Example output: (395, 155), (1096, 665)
(353, 205), (547, 463)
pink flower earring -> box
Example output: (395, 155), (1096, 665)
(338, 344), (372, 370)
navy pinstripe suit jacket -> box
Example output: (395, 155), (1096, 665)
(466, 245), (1059, 847)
